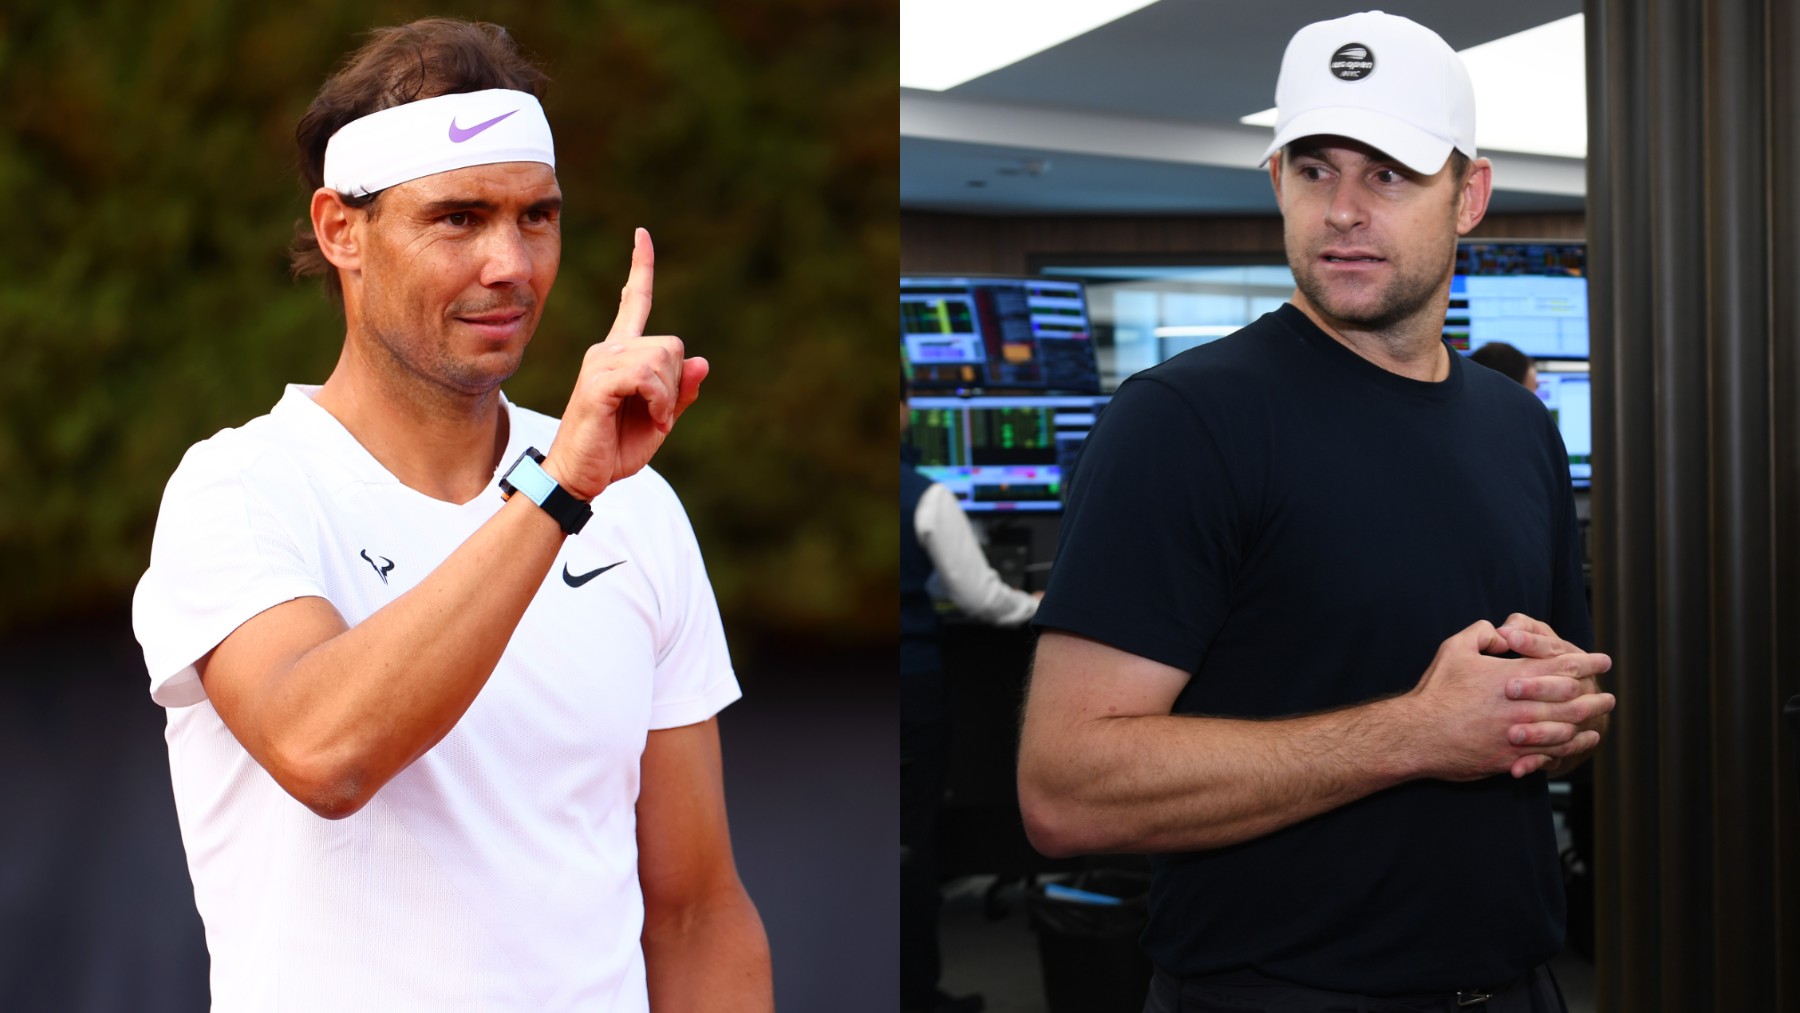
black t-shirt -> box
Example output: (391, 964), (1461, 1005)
(1035, 304), (1589, 993)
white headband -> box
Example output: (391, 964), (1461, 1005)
(322, 88), (556, 197)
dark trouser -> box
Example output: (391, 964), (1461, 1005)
(1143, 964), (1566, 1013)
(900, 670), (950, 1008)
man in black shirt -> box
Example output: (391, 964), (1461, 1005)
(1018, 12), (1614, 1011)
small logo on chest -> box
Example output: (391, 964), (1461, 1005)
(360, 549), (396, 584)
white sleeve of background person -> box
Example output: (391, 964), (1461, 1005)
(133, 432), (327, 708)
(914, 481), (1038, 626)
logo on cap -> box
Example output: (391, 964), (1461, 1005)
(1329, 43), (1375, 81)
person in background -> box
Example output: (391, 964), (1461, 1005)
(902, 377), (1041, 1013)
(132, 19), (769, 1011)
(1019, 12), (1611, 1011)
(1472, 340), (1539, 389)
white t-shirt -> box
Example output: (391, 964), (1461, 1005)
(912, 482), (1038, 626)
(132, 385), (740, 1012)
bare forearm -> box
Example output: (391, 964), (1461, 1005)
(643, 889), (772, 1013)
(250, 494), (565, 813)
(1021, 697), (1418, 855)
(1020, 621), (1614, 857)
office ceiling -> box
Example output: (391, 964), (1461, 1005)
(901, 0), (1587, 216)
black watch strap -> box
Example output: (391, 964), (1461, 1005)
(499, 447), (593, 536)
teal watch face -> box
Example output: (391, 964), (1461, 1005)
(498, 445), (590, 535)
(505, 454), (558, 506)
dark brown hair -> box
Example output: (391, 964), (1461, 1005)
(1469, 341), (1536, 386)
(289, 19), (549, 304)
(1445, 149), (1471, 184)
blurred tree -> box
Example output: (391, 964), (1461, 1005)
(0, 0), (897, 646)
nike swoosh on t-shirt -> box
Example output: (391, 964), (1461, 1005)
(563, 561), (626, 587)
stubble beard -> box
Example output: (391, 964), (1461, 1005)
(1287, 196), (1462, 335)
(1288, 233), (1456, 334)
(353, 330), (526, 428)
(361, 290), (539, 401)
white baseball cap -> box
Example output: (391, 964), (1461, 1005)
(1261, 11), (1476, 175)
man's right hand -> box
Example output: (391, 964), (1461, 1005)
(1403, 620), (1614, 782)
(545, 228), (708, 501)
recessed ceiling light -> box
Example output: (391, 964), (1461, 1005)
(901, 0), (1161, 91)
(1240, 14), (1587, 159)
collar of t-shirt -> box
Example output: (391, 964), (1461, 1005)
(1273, 303), (1467, 403)
(273, 384), (529, 501)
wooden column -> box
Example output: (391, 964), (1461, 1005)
(1586, 0), (1800, 1006)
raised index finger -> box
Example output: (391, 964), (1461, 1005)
(607, 227), (655, 342)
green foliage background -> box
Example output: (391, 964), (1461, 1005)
(0, 1), (897, 644)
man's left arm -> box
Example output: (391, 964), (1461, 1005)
(638, 717), (772, 1012)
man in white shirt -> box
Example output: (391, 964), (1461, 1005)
(909, 485), (1043, 627)
(901, 385), (1040, 1013)
(132, 18), (770, 1012)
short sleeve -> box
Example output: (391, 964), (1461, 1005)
(1034, 376), (1248, 674)
(132, 440), (327, 708)
(640, 476), (740, 730)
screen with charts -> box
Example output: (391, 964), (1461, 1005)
(904, 394), (1110, 511)
(1443, 242), (1588, 360)
(1535, 363), (1592, 488)
(901, 276), (1101, 394)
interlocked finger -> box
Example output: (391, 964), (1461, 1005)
(1509, 730), (1602, 778)
(1506, 675), (1586, 703)
(1500, 627), (1579, 660)
(1507, 720), (1582, 749)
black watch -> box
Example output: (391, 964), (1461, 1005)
(498, 447), (592, 536)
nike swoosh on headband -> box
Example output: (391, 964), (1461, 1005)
(448, 109), (518, 143)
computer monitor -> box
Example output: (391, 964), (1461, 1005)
(904, 394), (1110, 511)
(1444, 242), (1588, 360)
(1535, 361), (1591, 489)
(901, 276), (1101, 394)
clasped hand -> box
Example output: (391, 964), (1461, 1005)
(544, 228), (708, 501)
(1412, 614), (1615, 781)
